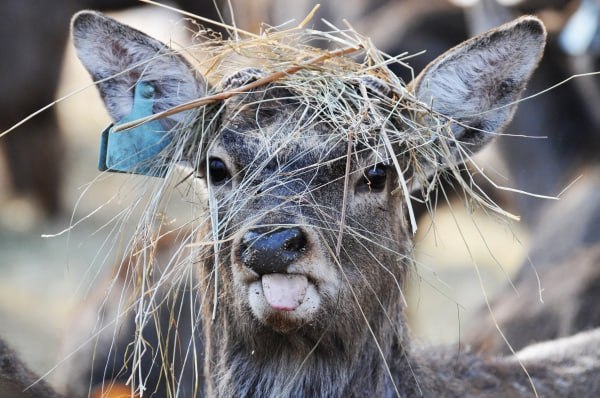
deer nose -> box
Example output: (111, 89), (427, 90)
(240, 227), (308, 275)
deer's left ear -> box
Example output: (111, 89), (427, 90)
(71, 11), (207, 130)
(410, 16), (546, 155)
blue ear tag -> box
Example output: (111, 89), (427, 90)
(99, 81), (170, 177)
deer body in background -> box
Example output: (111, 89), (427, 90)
(466, 168), (600, 355)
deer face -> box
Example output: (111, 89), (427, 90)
(199, 79), (411, 333)
(71, 11), (545, 336)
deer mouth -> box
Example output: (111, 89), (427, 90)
(232, 226), (337, 329)
(246, 272), (322, 331)
(261, 273), (309, 311)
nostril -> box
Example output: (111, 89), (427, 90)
(240, 227), (308, 275)
(282, 228), (307, 252)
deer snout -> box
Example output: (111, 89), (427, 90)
(240, 227), (308, 275)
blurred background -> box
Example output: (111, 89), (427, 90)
(0, 0), (598, 390)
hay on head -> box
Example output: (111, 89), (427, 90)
(115, 17), (505, 239)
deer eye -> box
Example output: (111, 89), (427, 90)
(208, 158), (231, 185)
(358, 164), (387, 193)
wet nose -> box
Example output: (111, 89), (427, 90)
(240, 227), (308, 275)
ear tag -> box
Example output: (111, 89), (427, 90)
(98, 81), (170, 177)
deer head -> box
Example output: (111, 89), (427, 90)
(71, 10), (545, 396)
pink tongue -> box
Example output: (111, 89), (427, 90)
(261, 274), (308, 311)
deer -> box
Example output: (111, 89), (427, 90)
(4, 9), (600, 398)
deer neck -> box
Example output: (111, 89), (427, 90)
(202, 302), (421, 397)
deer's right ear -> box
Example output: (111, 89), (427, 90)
(71, 11), (206, 128)
(410, 16), (546, 159)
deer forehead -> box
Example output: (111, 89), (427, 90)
(210, 90), (391, 181)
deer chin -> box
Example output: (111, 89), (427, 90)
(247, 274), (322, 332)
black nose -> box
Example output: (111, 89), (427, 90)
(240, 227), (308, 275)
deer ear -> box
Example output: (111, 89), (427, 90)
(410, 16), (546, 156)
(71, 11), (206, 128)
